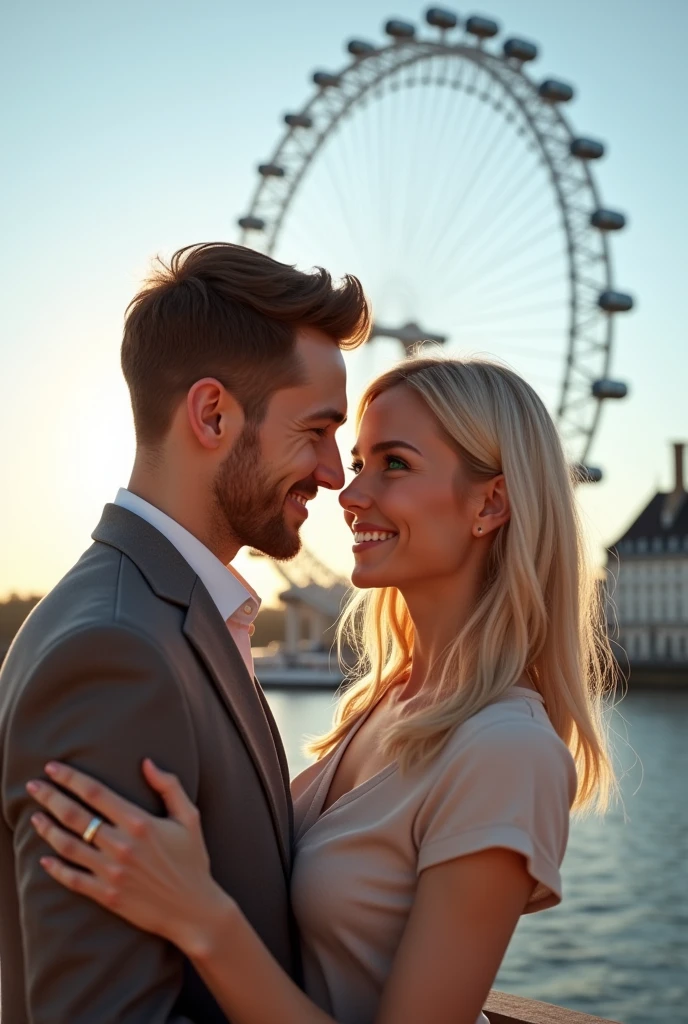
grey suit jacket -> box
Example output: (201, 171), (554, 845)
(0, 504), (297, 1023)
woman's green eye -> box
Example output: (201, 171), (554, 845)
(386, 456), (408, 471)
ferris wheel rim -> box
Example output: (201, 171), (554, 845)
(238, 20), (632, 469)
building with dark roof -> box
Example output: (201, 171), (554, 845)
(606, 443), (688, 669)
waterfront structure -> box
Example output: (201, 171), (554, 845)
(250, 548), (346, 687)
(606, 442), (688, 673)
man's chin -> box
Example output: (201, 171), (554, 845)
(249, 526), (302, 561)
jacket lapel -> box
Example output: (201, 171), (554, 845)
(183, 580), (291, 876)
(92, 504), (292, 877)
(255, 684), (294, 850)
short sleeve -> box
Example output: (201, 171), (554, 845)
(414, 715), (577, 911)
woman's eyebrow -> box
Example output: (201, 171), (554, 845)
(350, 440), (422, 457)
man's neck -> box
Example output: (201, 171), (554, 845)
(125, 472), (240, 565)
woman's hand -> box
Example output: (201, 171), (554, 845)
(26, 759), (233, 956)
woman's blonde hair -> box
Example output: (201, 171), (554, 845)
(308, 355), (617, 813)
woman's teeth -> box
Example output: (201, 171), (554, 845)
(354, 531), (396, 544)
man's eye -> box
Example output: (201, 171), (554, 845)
(310, 427), (327, 438)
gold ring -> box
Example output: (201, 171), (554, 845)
(82, 816), (103, 845)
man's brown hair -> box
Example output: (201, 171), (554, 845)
(121, 242), (371, 446)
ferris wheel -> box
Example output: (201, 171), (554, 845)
(237, 8), (634, 480)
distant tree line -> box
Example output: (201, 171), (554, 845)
(0, 595), (286, 665)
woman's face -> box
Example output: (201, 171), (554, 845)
(340, 385), (483, 591)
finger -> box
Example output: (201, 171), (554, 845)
(42, 762), (141, 831)
(31, 812), (103, 873)
(26, 780), (119, 855)
(40, 855), (119, 911)
(143, 759), (199, 828)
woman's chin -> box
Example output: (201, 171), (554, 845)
(350, 564), (394, 590)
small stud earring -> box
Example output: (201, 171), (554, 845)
(477, 526), (483, 534)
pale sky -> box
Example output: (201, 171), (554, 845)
(2, 0), (686, 604)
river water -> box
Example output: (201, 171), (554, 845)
(265, 687), (688, 1024)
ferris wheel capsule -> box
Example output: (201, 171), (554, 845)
(237, 216), (266, 231)
(284, 113), (313, 128)
(503, 38), (538, 62)
(258, 163), (285, 177)
(465, 15), (500, 39)
(313, 71), (340, 88)
(591, 208), (626, 231)
(592, 379), (629, 399)
(570, 137), (605, 159)
(425, 8), (459, 30)
(598, 290), (634, 313)
(385, 19), (416, 39)
(347, 39), (377, 57)
(539, 79), (574, 103)
(573, 464), (604, 484)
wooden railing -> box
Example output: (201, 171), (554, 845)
(486, 990), (619, 1024)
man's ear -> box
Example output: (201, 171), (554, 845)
(186, 378), (245, 451)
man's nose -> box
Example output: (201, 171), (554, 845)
(314, 440), (345, 491)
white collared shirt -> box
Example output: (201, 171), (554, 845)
(114, 488), (260, 676)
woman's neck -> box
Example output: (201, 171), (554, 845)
(398, 569), (484, 702)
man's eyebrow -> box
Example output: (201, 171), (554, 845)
(350, 440), (422, 457)
(304, 408), (347, 426)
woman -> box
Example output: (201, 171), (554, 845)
(27, 356), (616, 1024)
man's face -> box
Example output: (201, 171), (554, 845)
(214, 327), (348, 559)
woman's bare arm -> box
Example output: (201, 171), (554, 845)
(376, 848), (535, 1024)
(27, 759), (534, 1024)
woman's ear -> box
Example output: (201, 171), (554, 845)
(476, 474), (511, 536)
(186, 378), (245, 452)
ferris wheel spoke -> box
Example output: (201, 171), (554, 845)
(426, 104), (528, 278)
(451, 221), (565, 291)
(456, 299), (567, 327)
(399, 75), (455, 258)
(431, 145), (543, 273)
(402, 61), (471, 257)
(424, 91), (502, 257)
(416, 83), (495, 262)
(390, 69), (434, 262)
(430, 184), (558, 296)
(457, 271), (568, 312)
(459, 341), (563, 362)
(455, 235), (567, 302)
(436, 176), (561, 295)
(433, 153), (555, 283)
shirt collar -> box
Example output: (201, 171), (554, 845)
(114, 488), (261, 624)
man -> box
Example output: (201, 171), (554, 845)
(0, 242), (370, 1023)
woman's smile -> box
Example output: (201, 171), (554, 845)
(352, 522), (399, 553)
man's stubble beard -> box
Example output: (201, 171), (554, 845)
(212, 422), (301, 560)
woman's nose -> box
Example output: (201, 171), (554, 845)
(339, 479), (372, 511)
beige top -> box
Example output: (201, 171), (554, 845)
(291, 687), (577, 1024)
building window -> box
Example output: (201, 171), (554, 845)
(683, 537), (688, 552)
(668, 536), (679, 552)
(652, 537), (663, 552)
(626, 632), (635, 659)
(637, 538), (648, 553)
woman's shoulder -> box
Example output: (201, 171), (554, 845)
(433, 690), (577, 791)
